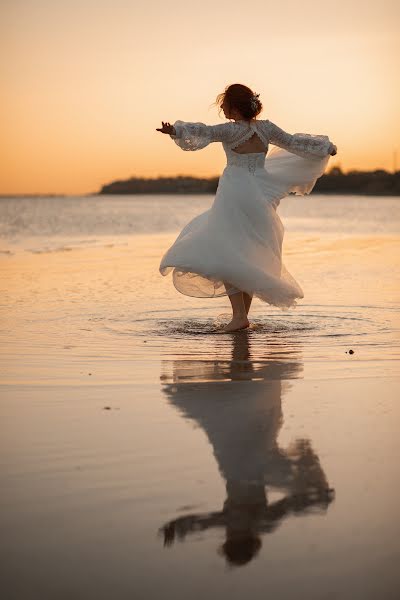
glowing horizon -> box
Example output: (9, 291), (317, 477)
(1, 0), (399, 195)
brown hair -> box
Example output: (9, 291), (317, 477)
(219, 535), (262, 566)
(213, 83), (263, 121)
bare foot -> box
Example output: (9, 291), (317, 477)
(222, 316), (250, 332)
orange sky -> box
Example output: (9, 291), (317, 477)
(1, 0), (399, 195)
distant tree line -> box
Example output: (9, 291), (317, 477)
(99, 176), (217, 195)
(314, 167), (400, 195)
(98, 167), (400, 196)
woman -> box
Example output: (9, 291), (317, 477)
(157, 83), (337, 332)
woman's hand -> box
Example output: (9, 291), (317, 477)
(330, 144), (337, 156)
(156, 121), (175, 135)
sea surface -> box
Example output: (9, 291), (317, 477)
(0, 194), (399, 599)
(1, 194), (399, 379)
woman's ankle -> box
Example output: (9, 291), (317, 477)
(232, 312), (249, 321)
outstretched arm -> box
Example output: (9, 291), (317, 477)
(159, 510), (226, 546)
(156, 119), (236, 151)
(265, 120), (337, 159)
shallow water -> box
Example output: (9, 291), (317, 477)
(0, 194), (400, 598)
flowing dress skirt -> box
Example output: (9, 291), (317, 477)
(159, 147), (330, 309)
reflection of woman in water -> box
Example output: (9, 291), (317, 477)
(159, 333), (334, 566)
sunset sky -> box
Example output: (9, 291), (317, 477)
(1, 0), (399, 195)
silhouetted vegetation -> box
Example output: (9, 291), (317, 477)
(98, 167), (400, 196)
(99, 176), (217, 195)
(313, 167), (400, 195)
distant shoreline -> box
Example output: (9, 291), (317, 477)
(98, 168), (400, 196)
(2, 168), (400, 197)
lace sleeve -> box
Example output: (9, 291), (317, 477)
(266, 120), (336, 159)
(169, 120), (235, 151)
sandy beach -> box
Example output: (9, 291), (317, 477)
(1, 194), (400, 598)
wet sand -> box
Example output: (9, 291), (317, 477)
(1, 199), (400, 598)
(1, 375), (399, 599)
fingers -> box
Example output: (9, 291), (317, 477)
(156, 121), (172, 133)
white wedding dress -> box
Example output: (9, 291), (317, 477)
(159, 118), (335, 309)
